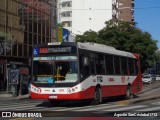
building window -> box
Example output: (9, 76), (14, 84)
(62, 21), (72, 27)
(119, 10), (123, 14)
(61, 11), (72, 17)
(61, 1), (72, 8)
(119, 2), (123, 6)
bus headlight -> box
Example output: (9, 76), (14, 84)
(72, 88), (75, 92)
(67, 88), (71, 94)
(31, 85), (41, 94)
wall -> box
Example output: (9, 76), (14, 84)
(72, 0), (112, 35)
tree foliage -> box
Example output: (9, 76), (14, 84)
(76, 20), (158, 72)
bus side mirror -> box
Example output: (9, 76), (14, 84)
(83, 57), (89, 66)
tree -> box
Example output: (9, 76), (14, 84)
(76, 20), (158, 72)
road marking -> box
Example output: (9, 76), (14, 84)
(0, 104), (46, 111)
(137, 106), (160, 111)
(72, 104), (124, 111)
(9, 118), (35, 120)
(50, 103), (116, 111)
(117, 100), (130, 105)
(102, 105), (146, 111)
(0, 102), (43, 109)
(0, 100), (43, 106)
(151, 101), (160, 105)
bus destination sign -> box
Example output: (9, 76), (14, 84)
(39, 47), (71, 54)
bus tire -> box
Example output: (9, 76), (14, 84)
(91, 88), (102, 105)
(125, 86), (131, 100)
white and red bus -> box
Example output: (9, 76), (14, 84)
(30, 42), (142, 104)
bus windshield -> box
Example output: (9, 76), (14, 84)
(32, 56), (78, 83)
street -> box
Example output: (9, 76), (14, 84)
(0, 81), (160, 119)
(0, 98), (160, 120)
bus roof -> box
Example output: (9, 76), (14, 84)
(77, 42), (137, 58)
(34, 42), (138, 58)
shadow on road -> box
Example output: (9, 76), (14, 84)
(35, 95), (140, 108)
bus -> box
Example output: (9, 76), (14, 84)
(30, 42), (142, 105)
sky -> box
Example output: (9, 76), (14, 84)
(135, 0), (160, 48)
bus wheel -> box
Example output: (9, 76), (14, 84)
(125, 86), (131, 100)
(91, 88), (101, 105)
(49, 100), (62, 106)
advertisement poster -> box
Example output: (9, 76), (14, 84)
(58, 26), (63, 42)
(10, 69), (19, 84)
(63, 28), (70, 42)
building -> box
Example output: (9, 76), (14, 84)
(0, 0), (57, 94)
(57, 0), (134, 35)
(113, 0), (134, 22)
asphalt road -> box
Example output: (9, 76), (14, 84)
(0, 81), (160, 119)
(0, 95), (160, 117)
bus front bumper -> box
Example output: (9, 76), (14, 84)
(30, 88), (95, 100)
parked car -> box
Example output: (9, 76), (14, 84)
(151, 74), (156, 81)
(156, 75), (160, 81)
(142, 75), (152, 84)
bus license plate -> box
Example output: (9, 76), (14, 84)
(49, 95), (57, 98)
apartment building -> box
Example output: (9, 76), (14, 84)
(113, 0), (134, 21)
(58, 0), (134, 35)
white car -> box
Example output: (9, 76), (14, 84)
(156, 75), (160, 81)
(142, 75), (152, 84)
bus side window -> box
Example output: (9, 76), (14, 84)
(114, 56), (121, 75)
(80, 56), (90, 80)
(95, 54), (105, 75)
(105, 55), (114, 75)
(128, 58), (134, 75)
(90, 58), (95, 74)
(121, 57), (128, 75)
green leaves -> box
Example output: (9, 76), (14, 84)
(75, 19), (158, 72)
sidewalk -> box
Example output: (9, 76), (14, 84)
(0, 91), (29, 101)
(140, 80), (160, 93)
(118, 81), (160, 105)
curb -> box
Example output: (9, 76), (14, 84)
(0, 94), (30, 101)
(139, 85), (160, 95)
(129, 95), (160, 104)
(16, 94), (30, 100)
(117, 95), (160, 105)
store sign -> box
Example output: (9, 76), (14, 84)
(63, 28), (70, 42)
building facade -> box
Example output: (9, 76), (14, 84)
(57, 0), (134, 35)
(112, 0), (134, 22)
(0, 0), (57, 93)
